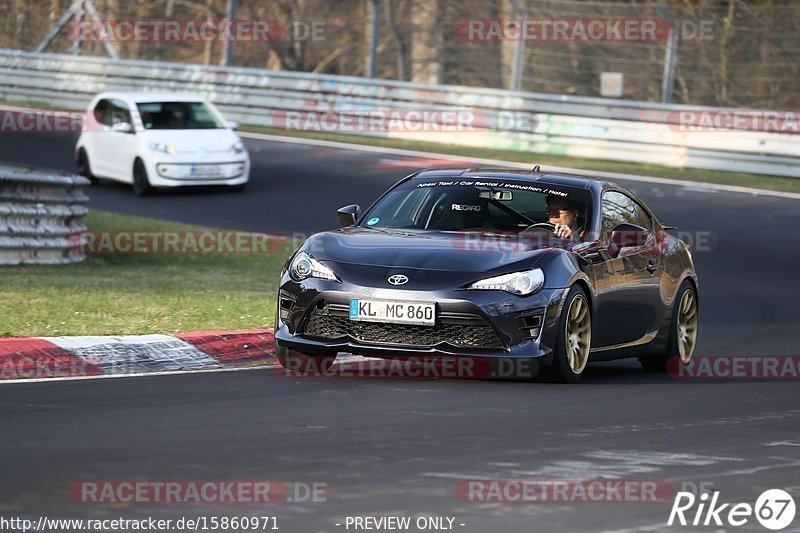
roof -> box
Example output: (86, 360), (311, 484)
(93, 92), (208, 103)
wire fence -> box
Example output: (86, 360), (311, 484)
(1, 0), (798, 108)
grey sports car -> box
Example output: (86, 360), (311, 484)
(274, 168), (699, 383)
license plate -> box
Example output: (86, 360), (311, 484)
(349, 299), (435, 326)
(190, 165), (222, 177)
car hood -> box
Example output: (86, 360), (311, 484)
(304, 227), (553, 275)
(140, 128), (240, 153)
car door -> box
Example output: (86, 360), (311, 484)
(101, 99), (137, 181)
(592, 190), (664, 346)
(85, 99), (112, 178)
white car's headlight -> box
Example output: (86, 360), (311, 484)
(149, 143), (175, 154)
(229, 141), (246, 155)
(289, 251), (339, 282)
(467, 268), (544, 295)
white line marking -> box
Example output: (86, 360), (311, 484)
(544, 410), (800, 438)
(0, 364), (275, 385)
(240, 132), (800, 200)
(695, 459), (800, 478)
(419, 472), (488, 480)
(585, 451), (741, 466)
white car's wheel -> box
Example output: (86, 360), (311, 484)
(76, 149), (98, 185)
(132, 159), (155, 196)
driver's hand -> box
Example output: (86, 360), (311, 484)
(554, 223), (573, 239)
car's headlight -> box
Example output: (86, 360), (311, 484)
(467, 268), (544, 295)
(289, 251), (340, 282)
(229, 141), (246, 155)
(149, 143), (175, 154)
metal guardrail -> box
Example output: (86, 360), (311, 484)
(0, 49), (798, 178)
(0, 165), (89, 266)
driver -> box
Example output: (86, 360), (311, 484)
(546, 195), (584, 240)
(164, 103), (188, 128)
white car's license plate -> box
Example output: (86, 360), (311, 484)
(349, 299), (435, 326)
(190, 165), (222, 177)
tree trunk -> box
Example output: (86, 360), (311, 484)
(410, 0), (443, 84)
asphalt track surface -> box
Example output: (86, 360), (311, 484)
(2, 130), (800, 532)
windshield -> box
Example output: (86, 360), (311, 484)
(136, 101), (224, 130)
(361, 179), (590, 233)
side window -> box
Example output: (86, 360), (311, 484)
(602, 191), (638, 231)
(93, 99), (111, 126)
(107, 100), (132, 127)
(602, 191), (651, 231)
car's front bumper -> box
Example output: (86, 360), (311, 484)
(274, 275), (569, 364)
(146, 157), (250, 187)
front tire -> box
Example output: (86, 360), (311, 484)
(76, 149), (98, 185)
(639, 279), (698, 372)
(550, 285), (592, 383)
(132, 159), (155, 196)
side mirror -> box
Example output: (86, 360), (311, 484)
(111, 121), (134, 134)
(337, 204), (361, 226)
(227, 120), (239, 130)
(610, 223), (648, 252)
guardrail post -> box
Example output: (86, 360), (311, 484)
(507, 0), (526, 91)
(657, 4), (679, 104)
(222, 0), (238, 66)
(71, 1), (85, 56)
(367, 0), (381, 78)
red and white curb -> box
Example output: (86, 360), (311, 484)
(0, 329), (276, 382)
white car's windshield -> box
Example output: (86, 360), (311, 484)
(137, 101), (224, 130)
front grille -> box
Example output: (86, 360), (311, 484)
(302, 304), (503, 349)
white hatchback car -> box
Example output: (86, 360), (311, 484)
(76, 92), (250, 195)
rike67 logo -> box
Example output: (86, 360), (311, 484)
(668, 489), (796, 530)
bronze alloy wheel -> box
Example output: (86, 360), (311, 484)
(565, 293), (591, 374)
(676, 288), (698, 363)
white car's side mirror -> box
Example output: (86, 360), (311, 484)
(111, 121), (134, 134)
(227, 120), (239, 130)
